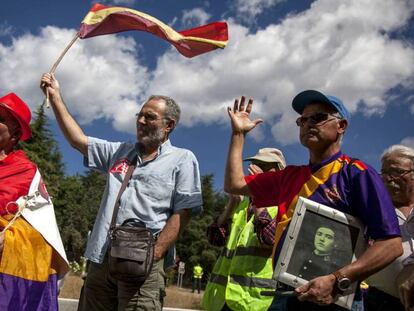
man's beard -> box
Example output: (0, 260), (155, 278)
(138, 126), (165, 151)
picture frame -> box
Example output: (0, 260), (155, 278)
(273, 196), (367, 310)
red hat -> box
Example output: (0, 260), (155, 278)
(0, 93), (32, 141)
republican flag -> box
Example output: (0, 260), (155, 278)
(0, 151), (68, 310)
(79, 3), (229, 58)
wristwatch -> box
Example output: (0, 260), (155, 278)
(332, 271), (351, 293)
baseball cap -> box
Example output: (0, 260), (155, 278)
(292, 90), (350, 120)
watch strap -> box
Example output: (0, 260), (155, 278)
(332, 271), (351, 293)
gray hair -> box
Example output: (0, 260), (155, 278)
(331, 111), (345, 146)
(381, 144), (414, 168)
(147, 95), (181, 127)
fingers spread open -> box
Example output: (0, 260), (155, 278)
(239, 96), (246, 111)
(233, 98), (239, 112)
(245, 98), (254, 113)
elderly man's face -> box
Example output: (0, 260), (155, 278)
(381, 154), (414, 206)
(298, 102), (346, 151)
(0, 106), (20, 152)
(136, 99), (169, 146)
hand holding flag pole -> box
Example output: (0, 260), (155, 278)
(43, 32), (80, 107)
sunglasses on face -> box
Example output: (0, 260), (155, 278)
(296, 112), (342, 127)
(380, 168), (414, 178)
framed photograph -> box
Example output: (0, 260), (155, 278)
(273, 197), (367, 310)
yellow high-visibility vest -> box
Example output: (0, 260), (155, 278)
(194, 265), (203, 279)
(202, 197), (278, 311)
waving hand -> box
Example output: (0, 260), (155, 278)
(227, 96), (262, 134)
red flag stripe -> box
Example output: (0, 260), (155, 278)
(79, 3), (228, 58)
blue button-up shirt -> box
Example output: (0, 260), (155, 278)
(84, 137), (203, 263)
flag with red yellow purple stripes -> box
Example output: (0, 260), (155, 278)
(79, 3), (229, 58)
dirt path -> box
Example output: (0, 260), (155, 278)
(60, 274), (203, 309)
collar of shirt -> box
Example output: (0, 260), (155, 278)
(135, 139), (172, 165)
(308, 151), (342, 173)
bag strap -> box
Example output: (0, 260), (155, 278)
(109, 155), (138, 234)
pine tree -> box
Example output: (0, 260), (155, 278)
(176, 174), (226, 285)
(55, 171), (106, 261)
(18, 105), (64, 198)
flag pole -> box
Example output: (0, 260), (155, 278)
(43, 31), (80, 107)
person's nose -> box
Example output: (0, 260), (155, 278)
(137, 115), (146, 125)
(382, 173), (395, 183)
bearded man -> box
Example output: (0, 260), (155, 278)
(40, 73), (202, 311)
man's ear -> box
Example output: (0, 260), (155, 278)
(11, 129), (22, 143)
(338, 119), (348, 134)
(165, 119), (176, 134)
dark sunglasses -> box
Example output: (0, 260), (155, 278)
(296, 112), (342, 127)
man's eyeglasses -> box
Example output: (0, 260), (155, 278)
(296, 113), (342, 127)
(380, 168), (414, 178)
(135, 112), (164, 123)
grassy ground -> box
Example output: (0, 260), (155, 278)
(59, 273), (203, 309)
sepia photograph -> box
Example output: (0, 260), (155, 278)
(274, 197), (367, 310)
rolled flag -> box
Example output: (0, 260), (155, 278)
(79, 3), (229, 58)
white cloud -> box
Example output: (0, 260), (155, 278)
(401, 137), (414, 149)
(145, 0), (414, 144)
(0, 0), (413, 146)
(182, 8), (211, 27)
(234, 0), (286, 21)
(0, 26), (148, 133)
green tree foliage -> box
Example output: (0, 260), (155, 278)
(176, 174), (227, 285)
(18, 105), (106, 262)
(18, 105), (64, 198)
(56, 171), (106, 261)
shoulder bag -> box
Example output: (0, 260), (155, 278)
(107, 155), (155, 283)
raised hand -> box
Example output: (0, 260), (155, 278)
(40, 73), (61, 99)
(248, 163), (264, 176)
(227, 96), (263, 134)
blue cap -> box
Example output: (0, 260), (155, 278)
(292, 90), (350, 120)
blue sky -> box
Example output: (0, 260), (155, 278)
(1, 0), (413, 191)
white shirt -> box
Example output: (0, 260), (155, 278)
(367, 207), (414, 297)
